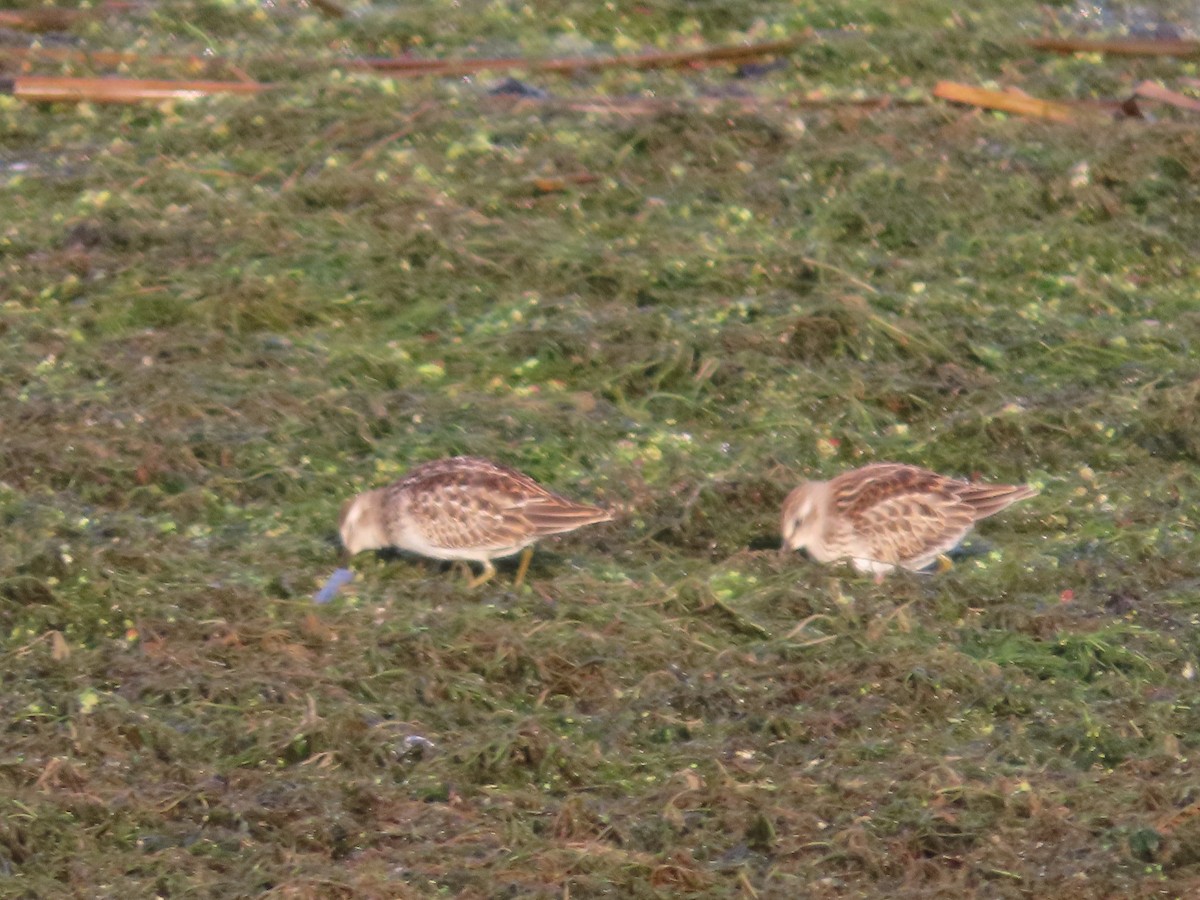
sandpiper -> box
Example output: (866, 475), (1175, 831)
(339, 456), (612, 587)
(781, 462), (1037, 576)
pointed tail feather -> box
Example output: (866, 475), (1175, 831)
(960, 483), (1038, 520)
(523, 500), (613, 535)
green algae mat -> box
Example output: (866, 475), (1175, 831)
(2, 1), (1200, 896)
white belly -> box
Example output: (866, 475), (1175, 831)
(394, 526), (533, 563)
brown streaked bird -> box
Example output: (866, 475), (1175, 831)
(781, 462), (1037, 577)
(339, 456), (613, 587)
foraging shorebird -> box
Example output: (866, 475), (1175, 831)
(339, 456), (612, 587)
(781, 462), (1037, 576)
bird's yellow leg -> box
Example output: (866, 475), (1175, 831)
(936, 554), (954, 573)
(512, 547), (534, 589)
(466, 559), (497, 589)
(451, 560), (472, 581)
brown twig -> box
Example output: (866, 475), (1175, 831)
(1131, 80), (1200, 113)
(1157, 798), (1200, 835)
(933, 80), (1087, 123)
(0, 35), (805, 84)
(225, 62), (259, 85)
(0, 2), (142, 32)
(1027, 36), (1200, 58)
(0, 75), (269, 103)
(0, 9), (91, 31)
(530, 172), (600, 193)
(351, 35), (810, 77)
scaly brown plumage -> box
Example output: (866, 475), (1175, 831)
(781, 462), (1037, 576)
(339, 456), (612, 587)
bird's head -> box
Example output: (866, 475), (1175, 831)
(339, 490), (387, 557)
(780, 481), (823, 553)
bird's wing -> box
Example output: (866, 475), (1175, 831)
(404, 481), (536, 552)
(397, 459), (610, 552)
(840, 491), (977, 570)
(826, 463), (1035, 570)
